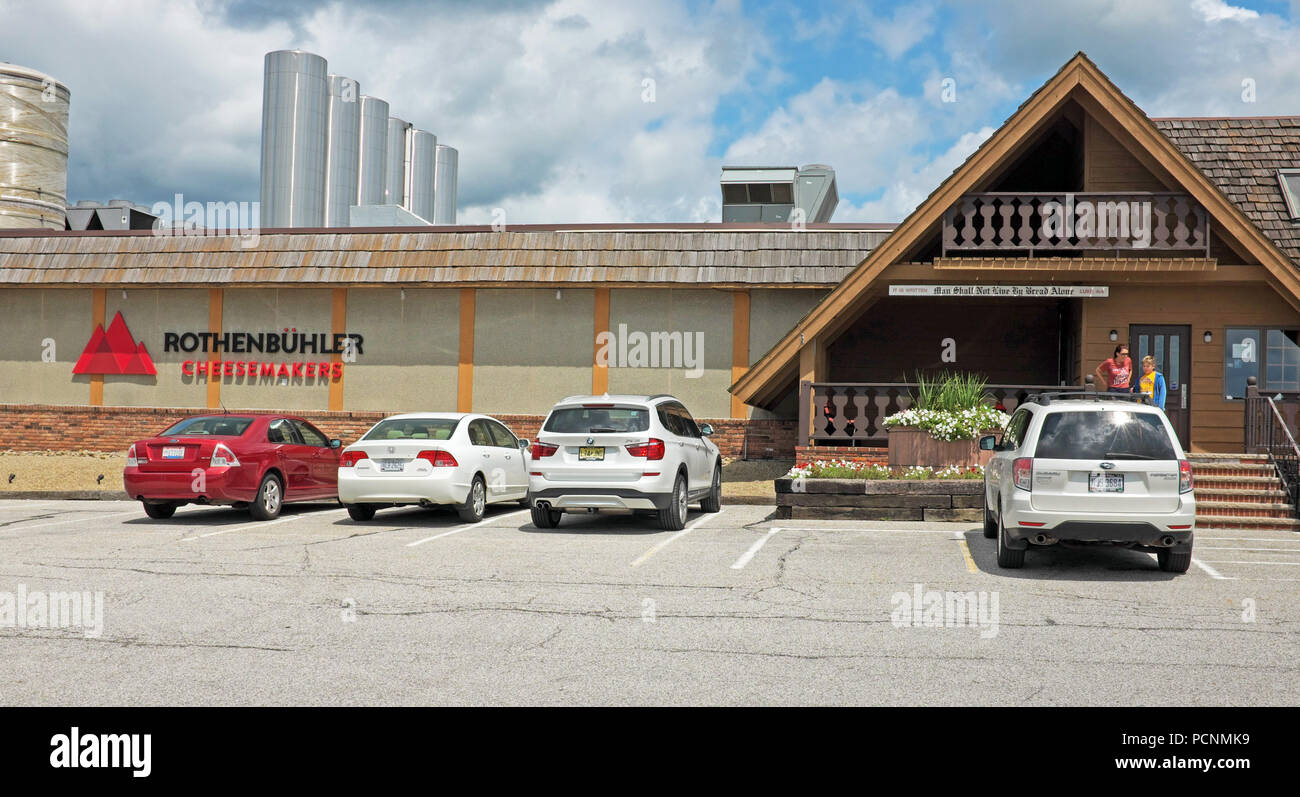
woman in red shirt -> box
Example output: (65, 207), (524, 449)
(1095, 344), (1133, 393)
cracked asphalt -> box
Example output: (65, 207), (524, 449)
(0, 499), (1297, 705)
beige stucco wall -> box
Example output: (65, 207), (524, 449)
(342, 288), (459, 412)
(473, 288), (594, 415)
(0, 288), (94, 406)
(606, 288), (733, 418)
(102, 288), (211, 408)
(218, 288), (334, 411)
(749, 288), (826, 366)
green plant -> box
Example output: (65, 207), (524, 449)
(911, 370), (990, 413)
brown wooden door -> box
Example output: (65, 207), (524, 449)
(1131, 325), (1191, 448)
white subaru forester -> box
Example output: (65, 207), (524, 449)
(982, 392), (1196, 573)
(527, 394), (723, 530)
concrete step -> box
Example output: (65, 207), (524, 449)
(1193, 474), (1284, 488)
(1194, 487), (1289, 501)
(1195, 501), (1295, 518)
(1190, 463), (1277, 477)
(1188, 452), (1270, 463)
(1195, 514), (1300, 531)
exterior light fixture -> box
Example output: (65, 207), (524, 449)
(1204, 330), (1213, 343)
(1109, 330), (1118, 342)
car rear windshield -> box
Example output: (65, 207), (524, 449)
(159, 417), (254, 436)
(544, 406), (650, 434)
(362, 419), (459, 441)
(1034, 411), (1178, 460)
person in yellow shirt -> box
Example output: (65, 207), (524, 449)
(1134, 355), (1167, 409)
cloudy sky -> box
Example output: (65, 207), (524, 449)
(3, 0), (1299, 224)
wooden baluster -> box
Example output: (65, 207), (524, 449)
(832, 391), (850, 440)
(1018, 200), (1034, 250)
(979, 200), (996, 247)
(1153, 197), (1170, 248)
(872, 389), (892, 440)
(998, 198), (1016, 247)
(1173, 196), (1190, 247)
(960, 198), (977, 247)
(852, 390), (870, 441)
(943, 209), (957, 254)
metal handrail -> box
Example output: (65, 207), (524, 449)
(1244, 377), (1300, 519)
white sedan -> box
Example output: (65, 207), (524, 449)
(337, 413), (531, 522)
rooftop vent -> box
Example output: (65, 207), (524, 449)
(720, 164), (837, 223)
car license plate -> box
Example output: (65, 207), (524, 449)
(1089, 472), (1124, 492)
(379, 460), (404, 472)
(578, 446), (604, 461)
(162, 446), (185, 459)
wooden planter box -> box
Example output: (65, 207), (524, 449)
(774, 477), (984, 521)
(887, 426), (999, 469)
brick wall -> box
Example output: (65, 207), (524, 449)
(794, 445), (888, 465)
(0, 404), (797, 460)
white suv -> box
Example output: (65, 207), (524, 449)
(981, 393), (1196, 573)
(527, 395), (722, 530)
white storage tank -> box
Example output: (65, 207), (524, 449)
(407, 129), (436, 223)
(383, 116), (410, 207)
(0, 63), (70, 230)
(324, 74), (361, 227)
(259, 50), (328, 227)
(433, 144), (458, 225)
(356, 95), (389, 207)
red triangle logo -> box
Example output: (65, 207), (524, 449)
(72, 311), (157, 376)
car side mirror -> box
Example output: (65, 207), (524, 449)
(979, 435), (997, 451)
(700, 424), (714, 436)
(519, 439), (530, 450)
(329, 439), (342, 449)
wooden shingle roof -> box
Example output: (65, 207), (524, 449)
(0, 224), (894, 287)
(1154, 117), (1300, 265)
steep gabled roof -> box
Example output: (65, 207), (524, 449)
(1155, 117), (1300, 264)
(731, 52), (1300, 404)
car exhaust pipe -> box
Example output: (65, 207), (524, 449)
(1032, 533), (1058, 545)
(535, 500), (551, 511)
(1161, 535), (1176, 547)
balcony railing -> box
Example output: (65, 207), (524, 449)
(797, 382), (1065, 447)
(941, 192), (1210, 256)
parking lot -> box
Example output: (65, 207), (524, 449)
(1, 498), (1297, 706)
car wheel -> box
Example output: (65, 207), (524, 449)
(995, 502), (1024, 569)
(347, 504), (377, 522)
(458, 475), (487, 523)
(249, 473), (283, 520)
(700, 463), (722, 513)
(1157, 546), (1192, 573)
(658, 473), (688, 531)
(530, 504), (563, 528)
(982, 492), (997, 539)
(142, 502), (176, 520)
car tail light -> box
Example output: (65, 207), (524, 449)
(340, 450), (369, 467)
(1179, 460), (1193, 493)
(417, 450), (458, 467)
(211, 443), (240, 468)
(531, 442), (559, 460)
(126, 444), (139, 467)
(626, 438), (665, 461)
(1013, 457), (1033, 491)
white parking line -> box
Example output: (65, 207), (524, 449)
(1192, 558), (1234, 580)
(181, 514), (305, 540)
(730, 527), (780, 570)
(630, 508), (728, 569)
(1200, 560), (1300, 566)
(405, 508), (529, 547)
(1198, 546), (1300, 553)
(0, 509), (140, 533)
(1197, 536), (1300, 543)
(773, 526), (965, 534)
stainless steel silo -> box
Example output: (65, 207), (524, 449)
(407, 129), (436, 222)
(434, 145), (459, 225)
(383, 117), (411, 207)
(0, 64), (70, 229)
(260, 50), (329, 227)
(324, 74), (361, 227)
(356, 95), (389, 207)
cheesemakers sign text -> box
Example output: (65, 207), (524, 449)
(164, 329), (363, 381)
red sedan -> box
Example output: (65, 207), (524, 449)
(123, 414), (342, 520)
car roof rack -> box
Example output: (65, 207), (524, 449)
(1024, 391), (1152, 406)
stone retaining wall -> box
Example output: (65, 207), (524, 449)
(774, 477), (984, 521)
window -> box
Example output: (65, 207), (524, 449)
(293, 420), (329, 447)
(672, 406), (702, 438)
(361, 418), (459, 441)
(1223, 327), (1300, 398)
(1279, 169), (1300, 220)
(486, 421), (518, 448)
(467, 420), (494, 447)
(160, 416), (254, 436)
(544, 406), (649, 433)
(1002, 409), (1032, 449)
(1034, 411), (1177, 461)
(267, 418), (302, 445)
